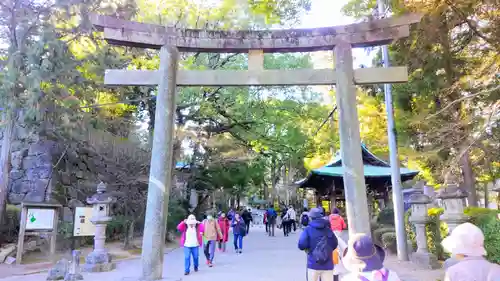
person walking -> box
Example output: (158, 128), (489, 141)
(202, 214), (222, 267)
(287, 205), (297, 232)
(241, 208), (253, 234)
(263, 212), (269, 233)
(231, 213), (246, 253)
(329, 208), (347, 235)
(281, 208), (291, 236)
(441, 222), (500, 281)
(341, 233), (400, 281)
(217, 213), (230, 252)
(227, 208), (235, 221)
(265, 205), (278, 237)
(298, 208), (338, 281)
(300, 207), (309, 229)
(177, 214), (204, 276)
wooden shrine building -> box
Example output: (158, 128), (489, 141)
(297, 144), (419, 212)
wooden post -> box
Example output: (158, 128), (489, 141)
(50, 208), (59, 262)
(140, 45), (179, 281)
(16, 206), (28, 265)
(248, 50), (264, 70)
(334, 41), (371, 237)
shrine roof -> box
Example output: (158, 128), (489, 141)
(297, 144), (419, 189)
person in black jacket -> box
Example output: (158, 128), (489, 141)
(241, 208), (253, 234)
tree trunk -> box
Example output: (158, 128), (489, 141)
(123, 220), (135, 250)
(0, 116), (14, 226)
(460, 151), (477, 207)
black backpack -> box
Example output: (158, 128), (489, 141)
(301, 214), (309, 226)
(307, 229), (330, 264)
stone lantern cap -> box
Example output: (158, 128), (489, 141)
(436, 174), (468, 199)
(87, 182), (117, 205)
(408, 193), (431, 205)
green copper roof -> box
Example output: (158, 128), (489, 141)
(312, 164), (419, 178)
(296, 144), (419, 187)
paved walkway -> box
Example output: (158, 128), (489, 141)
(0, 227), (443, 281)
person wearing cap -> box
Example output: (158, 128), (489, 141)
(341, 233), (400, 281)
(442, 222), (500, 281)
(177, 214), (205, 275)
(298, 207), (338, 281)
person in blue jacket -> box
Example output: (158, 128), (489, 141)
(298, 208), (338, 281)
(265, 205), (278, 237)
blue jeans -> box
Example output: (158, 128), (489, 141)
(184, 246), (199, 273)
(233, 234), (243, 250)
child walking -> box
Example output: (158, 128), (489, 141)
(177, 215), (204, 276)
(231, 213), (246, 253)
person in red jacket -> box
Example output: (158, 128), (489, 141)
(329, 208), (347, 234)
(217, 213), (230, 252)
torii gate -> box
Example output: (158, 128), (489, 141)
(91, 13), (421, 280)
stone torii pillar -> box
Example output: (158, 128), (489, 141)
(90, 13), (421, 280)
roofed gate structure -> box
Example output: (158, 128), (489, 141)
(91, 13), (422, 280)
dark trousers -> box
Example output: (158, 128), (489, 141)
(282, 220), (291, 236)
(290, 219), (296, 231)
(245, 221), (250, 234)
(268, 220), (275, 236)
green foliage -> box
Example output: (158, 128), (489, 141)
(167, 200), (188, 236)
(106, 215), (129, 241)
(465, 207), (500, 263)
(404, 209), (417, 250)
(381, 232), (398, 253)
(376, 208), (395, 226)
(426, 207), (448, 260)
(373, 227), (395, 246)
(0, 205), (20, 245)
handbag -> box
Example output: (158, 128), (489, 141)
(332, 248), (339, 264)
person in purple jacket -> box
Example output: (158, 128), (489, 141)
(298, 208), (338, 281)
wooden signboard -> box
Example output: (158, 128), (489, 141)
(16, 202), (61, 265)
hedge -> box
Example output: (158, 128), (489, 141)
(465, 207), (500, 263)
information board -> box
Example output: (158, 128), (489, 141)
(73, 207), (95, 236)
(26, 208), (55, 230)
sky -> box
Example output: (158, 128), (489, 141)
(299, 0), (374, 69)
(297, 0), (376, 104)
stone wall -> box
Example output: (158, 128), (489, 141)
(8, 139), (58, 203)
(4, 120), (150, 206)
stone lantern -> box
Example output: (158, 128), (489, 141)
(408, 193), (440, 269)
(83, 182), (116, 272)
(437, 176), (468, 233)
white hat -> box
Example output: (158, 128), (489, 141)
(441, 222), (486, 257)
(186, 214), (199, 225)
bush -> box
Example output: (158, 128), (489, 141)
(166, 199), (188, 238)
(426, 207), (447, 260)
(465, 207), (500, 263)
(373, 227), (395, 246)
(404, 209), (417, 251)
(106, 215), (129, 241)
(381, 232), (397, 253)
(0, 205), (21, 245)
(377, 208), (395, 226)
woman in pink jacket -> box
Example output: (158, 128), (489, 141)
(217, 213), (230, 252)
(177, 214), (205, 276)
